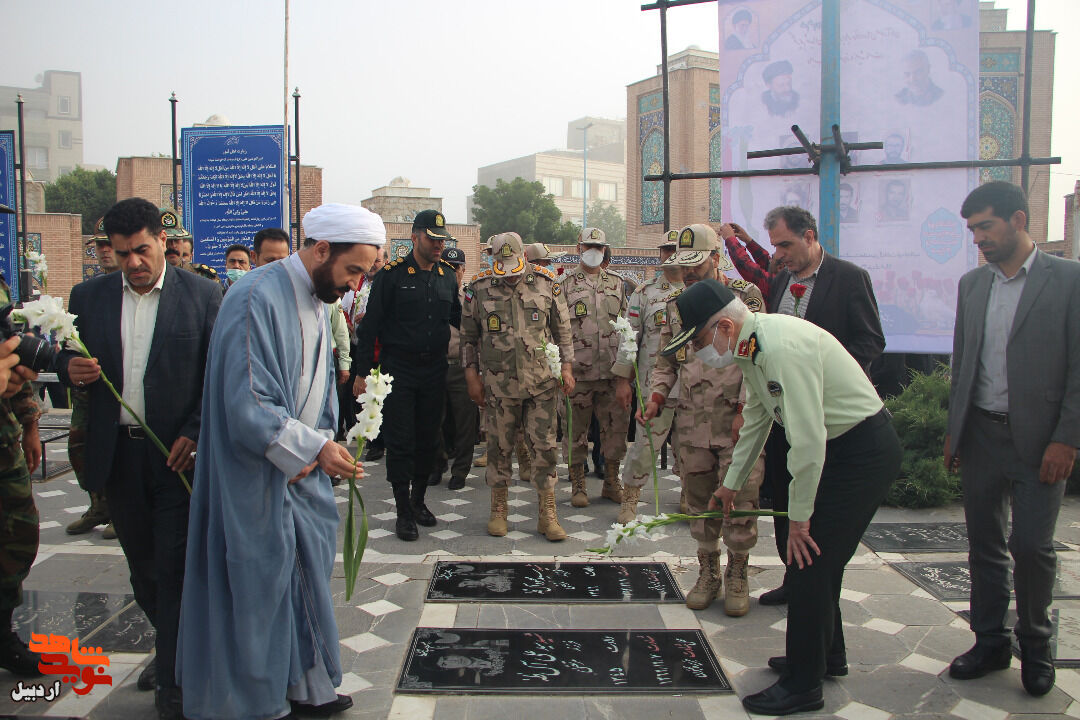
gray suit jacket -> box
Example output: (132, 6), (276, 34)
(948, 250), (1080, 465)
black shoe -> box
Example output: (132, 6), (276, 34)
(949, 642), (1012, 680)
(365, 445), (384, 462)
(768, 654), (848, 677)
(427, 471), (442, 487)
(291, 693), (354, 717)
(412, 503), (437, 527)
(448, 476), (466, 490)
(742, 680), (824, 715)
(1020, 643), (1055, 696)
(593, 458), (606, 479)
(396, 515), (419, 541)
(155, 686), (184, 720)
(759, 584), (789, 606)
(0, 632), (42, 677)
(137, 656), (157, 691)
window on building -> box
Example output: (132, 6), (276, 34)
(58, 130), (72, 149)
(571, 179), (587, 199)
(598, 182), (617, 202)
(58, 166), (73, 176)
(57, 96), (71, 115)
(541, 176), (563, 196)
(27, 147), (48, 169)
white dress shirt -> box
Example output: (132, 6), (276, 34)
(119, 268), (167, 425)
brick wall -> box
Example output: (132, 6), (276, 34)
(26, 212), (83, 306)
(384, 222), (484, 279)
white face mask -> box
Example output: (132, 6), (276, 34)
(695, 324), (735, 369)
(581, 248), (605, 268)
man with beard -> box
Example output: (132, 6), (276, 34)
(762, 60), (799, 117)
(178, 204), (377, 720)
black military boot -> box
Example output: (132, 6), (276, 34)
(392, 484), (418, 541)
(0, 609), (41, 678)
(411, 477), (437, 527)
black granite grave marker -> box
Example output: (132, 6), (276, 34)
(397, 628), (730, 694)
(892, 561), (1080, 602)
(862, 523), (1068, 553)
(426, 562), (684, 603)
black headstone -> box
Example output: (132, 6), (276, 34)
(397, 628), (730, 694)
(426, 562), (684, 603)
(892, 561), (1080, 602)
(862, 523), (1068, 553)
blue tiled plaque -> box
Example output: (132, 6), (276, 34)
(0, 131), (18, 297)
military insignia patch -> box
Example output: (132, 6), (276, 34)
(407, 266), (416, 275)
(748, 333), (759, 361)
(487, 313), (502, 332)
(679, 228), (694, 248)
(731, 279), (749, 290)
(667, 230), (678, 243)
(526, 274), (534, 284)
(589, 228), (600, 240)
(654, 310), (666, 326)
(531, 311), (539, 322)
(501, 244), (512, 258)
(463, 287), (474, 303)
(552, 282), (562, 297)
(574, 301), (587, 317)
(661, 282), (670, 290)
(510, 257), (525, 274)
(161, 210), (178, 228)
(745, 297), (762, 312)
(435, 213), (445, 227)
(737, 339), (750, 358)
(437, 266), (443, 275)
(767, 381), (782, 397)
(676, 347), (687, 363)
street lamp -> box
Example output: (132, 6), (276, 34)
(578, 122), (594, 228)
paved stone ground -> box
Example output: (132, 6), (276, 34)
(6, 434), (1080, 719)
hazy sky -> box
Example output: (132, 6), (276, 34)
(4, 0), (1077, 238)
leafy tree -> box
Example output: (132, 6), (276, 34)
(472, 177), (578, 245)
(586, 201), (626, 247)
(44, 167), (117, 235)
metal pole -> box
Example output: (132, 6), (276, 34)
(818, 0), (841, 256)
(170, 92), (179, 210)
(293, 88), (301, 251)
(15, 94), (28, 301)
(659, 1), (671, 229)
(581, 123), (593, 228)
(1020, 0), (1035, 191)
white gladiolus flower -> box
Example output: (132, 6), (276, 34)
(25, 251), (45, 265)
(13, 295), (77, 341)
(605, 524), (624, 548)
(358, 414), (382, 442)
(542, 342), (561, 378)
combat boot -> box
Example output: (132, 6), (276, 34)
(536, 489), (567, 542)
(724, 551), (751, 617)
(686, 550), (722, 611)
(488, 487), (509, 537)
(617, 485), (642, 524)
(679, 484), (689, 514)
(601, 461), (623, 503)
(570, 465), (589, 508)
(516, 440), (532, 484)
(473, 450), (488, 468)
(65, 492), (109, 535)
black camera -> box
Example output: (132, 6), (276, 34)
(0, 304), (56, 373)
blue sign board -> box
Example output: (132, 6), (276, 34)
(0, 131), (18, 298)
(181, 125), (288, 274)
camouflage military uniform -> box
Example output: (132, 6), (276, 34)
(562, 268), (630, 506)
(461, 233), (574, 541)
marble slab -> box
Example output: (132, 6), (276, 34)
(863, 522), (1068, 553)
(426, 562), (684, 603)
(892, 561), (1080, 602)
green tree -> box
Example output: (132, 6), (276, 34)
(44, 167), (117, 235)
(472, 177), (577, 245)
(587, 201), (626, 247)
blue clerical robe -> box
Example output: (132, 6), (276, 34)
(178, 256), (342, 720)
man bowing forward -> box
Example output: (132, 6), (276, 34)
(178, 205), (381, 720)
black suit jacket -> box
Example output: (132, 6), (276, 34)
(58, 265), (222, 493)
(767, 253), (885, 373)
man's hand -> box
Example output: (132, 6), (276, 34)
(21, 423), (41, 475)
(731, 413), (745, 444)
(561, 363), (575, 395)
(709, 486), (736, 514)
(1040, 442), (1077, 485)
(615, 377), (632, 410)
(67, 356), (102, 388)
(786, 520), (821, 569)
(3, 365), (38, 399)
(317, 440), (363, 482)
(337, 370), (350, 386)
(637, 400), (660, 425)
(352, 375), (366, 397)
(466, 371), (485, 407)
(729, 222), (753, 244)
(167, 436), (198, 473)
(943, 434), (960, 474)
(718, 223), (736, 240)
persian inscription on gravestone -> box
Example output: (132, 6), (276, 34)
(397, 628), (730, 694)
(426, 562), (684, 603)
(861, 522), (1067, 553)
(892, 561), (1080, 602)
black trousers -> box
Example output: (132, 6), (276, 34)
(766, 425), (793, 562)
(783, 410), (901, 692)
(381, 359), (447, 490)
(107, 433), (190, 690)
(436, 362), (479, 483)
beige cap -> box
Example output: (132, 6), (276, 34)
(663, 224), (734, 271)
(489, 232), (528, 277)
(579, 227), (608, 246)
(525, 243), (552, 262)
(658, 229), (679, 249)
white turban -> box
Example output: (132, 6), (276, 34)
(302, 204), (386, 246)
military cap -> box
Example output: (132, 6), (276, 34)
(86, 216), (109, 246)
(525, 243), (552, 262)
(763, 60), (794, 84)
(191, 263), (218, 281)
(658, 229), (679, 250)
(660, 279), (737, 356)
(442, 247), (466, 265)
(159, 207), (193, 240)
(413, 209), (452, 240)
(663, 224), (734, 271)
(579, 227), (608, 246)
(489, 232), (527, 277)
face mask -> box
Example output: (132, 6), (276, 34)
(226, 268), (247, 283)
(695, 324), (735, 369)
(581, 248), (605, 268)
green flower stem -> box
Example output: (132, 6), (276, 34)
(586, 509), (788, 555)
(342, 438), (368, 602)
(71, 336), (191, 494)
(565, 391), (572, 473)
(630, 359), (660, 515)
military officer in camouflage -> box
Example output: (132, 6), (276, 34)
(562, 227), (630, 508)
(612, 230), (683, 523)
(461, 232), (575, 542)
(643, 223), (766, 616)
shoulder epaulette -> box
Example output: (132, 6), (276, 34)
(665, 288), (683, 302)
(470, 269), (494, 284)
(531, 263), (556, 281)
(384, 258), (403, 271)
(730, 279), (750, 291)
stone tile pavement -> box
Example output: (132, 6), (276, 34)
(5, 440), (1080, 719)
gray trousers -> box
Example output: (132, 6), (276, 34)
(959, 411), (1066, 649)
(439, 362), (478, 482)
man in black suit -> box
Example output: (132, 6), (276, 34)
(58, 197), (222, 720)
(756, 205), (885, 607)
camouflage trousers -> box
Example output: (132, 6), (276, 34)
(0, 442), (39, 609)
(679, 443), (764, 553)
(68, 389), (89, 487)
(622, 404), (676, 488)
(485, 388), (559, 491)
(566, 379), (629, 466)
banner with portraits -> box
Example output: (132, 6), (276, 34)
(717, 0), (980, 353)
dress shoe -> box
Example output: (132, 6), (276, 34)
(448, 476), (466, 490)
(768, 654), (848, 677)
(155, 686), (184, 720)
(102, 523), (118, 540)
(395, 515), (419, 541)
(1020, 643), (1055, 696)
(364, 445), (384, 462)
(759, 584), (788, 606)
(0, 632), (43, 677)
(427, 471), (441, 486)
(412, 503), (437, 527)
(742, 680), (824, 715)
(949, 642), (1011, 680)
(291, 693), (354, 716)
(137, 656), (157, 691)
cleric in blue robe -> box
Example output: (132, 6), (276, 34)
(177, 204), (385, 720)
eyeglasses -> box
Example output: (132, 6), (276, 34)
(690, 322), (718, 351)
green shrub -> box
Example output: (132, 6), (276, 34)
(883, 365), (960, 508)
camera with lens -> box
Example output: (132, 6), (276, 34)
(0, 304), (56, 373)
